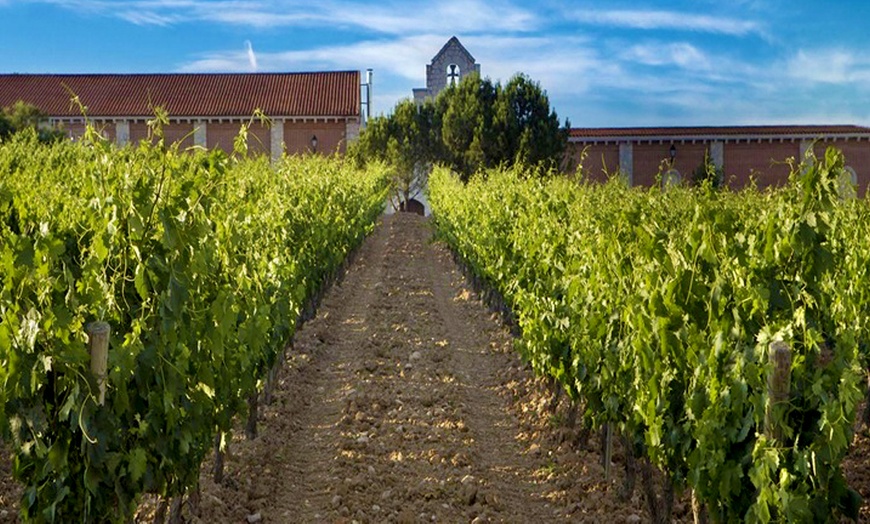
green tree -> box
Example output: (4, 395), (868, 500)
(349, 98), (440, 210)
(440, 72), (568, 179)
(0, 101), (64, 142)
(493, 74), (568, 171)
(0, 113), (12, 139)
(5, 100), (44, 130)
(440, 73), (497, 178)
(351, 71), (568, 195)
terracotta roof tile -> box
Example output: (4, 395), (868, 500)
(0, 72), (360, 118)
(570, 125), (870, 139)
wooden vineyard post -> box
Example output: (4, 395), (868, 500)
(765, 341), (792, 442)
(691, 489), (708, 524)
(603, 423), (614, 481)
(264, 343), (288, 406)
(246, 392), (259, 440)
(213, 432), (225, 484)
(264, 362), (278, 406)
(87, 321), (110, 405)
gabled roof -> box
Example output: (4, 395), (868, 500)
(431, 36), (476, 64)
(0, 71), (360, 118)
(570, 125), (870, 141)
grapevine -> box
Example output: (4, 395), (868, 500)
(0, 126), (388, 522)
(429, 148), (870, 522)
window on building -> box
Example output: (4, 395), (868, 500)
(447, 64), (460, 86)
(663, 168), (681, 189)
(837, 166), (858, 200)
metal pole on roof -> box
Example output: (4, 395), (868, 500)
(366, 69), (373, 123)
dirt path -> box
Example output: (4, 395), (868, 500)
(196, 213), (574, 522)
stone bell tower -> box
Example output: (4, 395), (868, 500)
(413, 36), (480, 103)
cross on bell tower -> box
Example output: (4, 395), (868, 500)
(447, 64), (460, 86)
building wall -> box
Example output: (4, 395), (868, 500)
(128, 122), (195, 148)
(205, 122), (239, 152)
(568, 138), (869, 194)
(723, 142), (797, 189)
(94, 121), (116, 142)
(572, 143), (619, 183)
(413, 88), (430, 104)
(812, 140), (870, 195)
(163, 123), (195, 149)
(248, 123), (271, 157)
(665, 143), (709, 185)
(63, 121), (115, 141)
(51, 117), (355, 157)
(426, 46), (480, 96)
(283, 121), (347, 155)
(633, 142), (709, 187)
(128, 122), (149, 144)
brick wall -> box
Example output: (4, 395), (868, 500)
(163, 123), (194, 149)
(128, 122), (194, 148)
(52, 117), (356, 157)
(248, 123), (271, 157)
(570, 143), (619, 182)
(633, 142), (709, 187)
(206, 122), (239, 152)
(631, 144), (669, 187)
(723, 142), (797, 189)
(812, 141), (870, 195)
(666, 143), (709, 184)
(283, 121), (346, 155)
(569, 137), (869, 193)
(62, 121), (115, 141)
(205, 122), (272, 156)
(129, 122), (149, 143)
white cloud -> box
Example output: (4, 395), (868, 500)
(569, 9), (765, 37)
(179, 34), (445, 79)
(245, 40), (258, 71)
(24, 0), (538, 34)
(461, 35), (612, 96)
(787, 49), (870, 84)
(117, 9), (179, 25)
(622, 42), (712, 71)
(196, 8), (324, 28)
(341, 1), (537, 35)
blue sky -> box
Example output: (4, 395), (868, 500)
(1, 0), (868, 127)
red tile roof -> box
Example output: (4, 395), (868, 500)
(570, 125), (870, 140)
(0, 72), (360, 118)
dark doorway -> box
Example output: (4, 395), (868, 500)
(399, 198), (425, 216)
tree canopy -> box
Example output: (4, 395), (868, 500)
(0, 101), (64, 142)
(349, 72), (568, 196)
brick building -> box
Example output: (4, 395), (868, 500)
(0, 71), (362, 158)
(568, 126), (870, 195)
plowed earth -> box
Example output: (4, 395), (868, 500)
(3, 212), (870, 523)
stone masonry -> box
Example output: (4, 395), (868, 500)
(413, 36), (481, 103)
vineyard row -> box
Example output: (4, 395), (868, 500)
(429, 148), (870, 523)
(0, 128), (389, 522)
